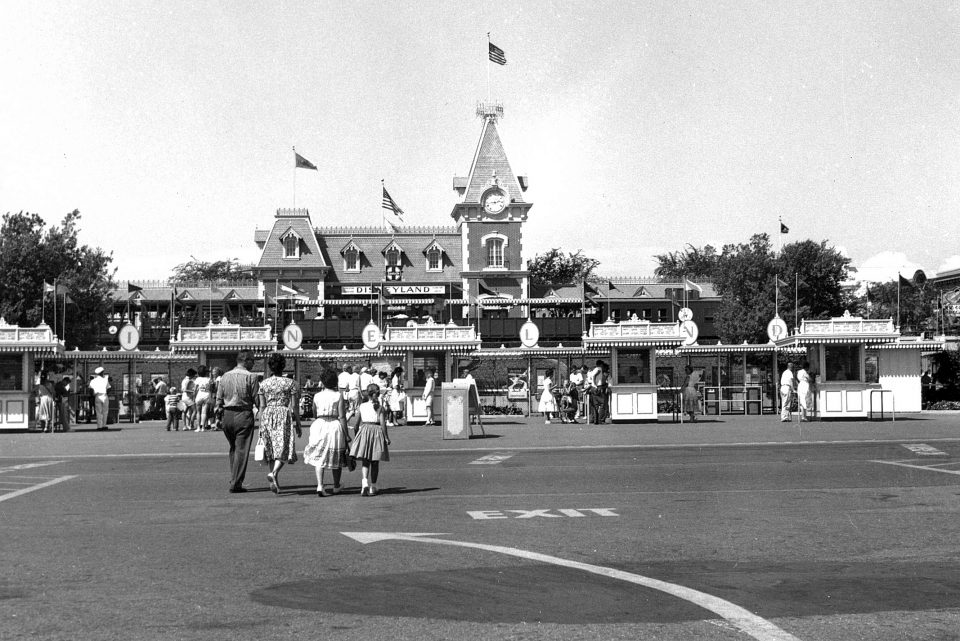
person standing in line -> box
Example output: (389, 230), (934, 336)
(568, 366), (584, 421)
(388, 366), (406, 426)
(681, 365), (701, 423)
(349, 383), (391, 496)
(586, 360), (603, 425)
(599, 362), (611, 423)
(796, 359), (813, 422)
(538, 368), (558, 424)
(165, 386), (181, 431)
(180, 369), (198, 430)
(780, 362), (796, 423)
(359, 367), (374, 400)
(303, 368), (350, 496)
(55, 375), (72, 432)
(257, 353), (302, 495)
(215, 351), (261, 493)
(89, 367), (111, 431)
(194, 365), (213, 431)
(209, 367), (223, 430)
(421, 367), (437, 425)
(153, 377), (168, 421)
(346, 365), (361, 418)
(36, 371), (56, 432)
(85, 375), (97, 423)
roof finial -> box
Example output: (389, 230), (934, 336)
(476, 101), (503, 122)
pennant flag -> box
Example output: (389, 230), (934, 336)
(43, 281), (56, 293)
(63, 293), (75, 305)
(780, 222), (789, 234)
(295, 152), (317, 170)
(683, 278), (703, 293)
(264, 293), (275, 306)
(381, 185), (404, 220)
(478, 281), (498, 297)
(898, 274), (913, 289)
(488, 41), (507, 65)
(584, 282), (599, 295)
(127, 283), (144, 293)
(278, 284), (298, 295)
(607, 281), (617, 291)
(776, 276), (789, 289)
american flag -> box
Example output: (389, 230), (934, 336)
(488, 41), (506, 65)
(382, 186), (404, 220)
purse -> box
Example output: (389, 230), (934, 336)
(254, 437), (265, 462)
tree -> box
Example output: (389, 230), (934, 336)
(527, 248), (600, 285)
(0, 210), (116, 348)
(852, 278), (936, 335)
(169, 258), (253, 284)
(653, 234), (852, 343)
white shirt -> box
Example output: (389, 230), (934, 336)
(337, 371), (351, 390)
(347, 371), (361, 391)
(89, 376), (110, 397)
(422, 376), (435, 398)
(587, 367), (602, 388)
(569, 371), (584, 387)
(359, 372), (374, 391)
(780, 369), (796, 390)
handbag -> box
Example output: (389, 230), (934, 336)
(254, 437), (265, 462)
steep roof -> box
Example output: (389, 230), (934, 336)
(256, 209), (328, 269)
(462, 117), (525, 204)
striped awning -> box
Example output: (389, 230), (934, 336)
(470, 346), (609, 358)
(867, 340), (944, 350)
(0, 344), (62, 354)
(284, 348), (379, 360)
(776, 335), (899, 347)
(586, 339), (685, 348)
(381, 343), (479, 353)
(294, 298), (437, 306)
(60, 349), (198, 361)
(479, 298), (583, 306)
(172, 342), (277, 353)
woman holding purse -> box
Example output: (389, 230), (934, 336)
(302, 368), (351, 496)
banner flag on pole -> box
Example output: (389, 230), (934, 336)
(776, 276), (789, 289)
(295, 152), (318, 170)
(683, 278), (703, 293)
(488, 41), (507, 65)
(780, 221), (789, 234)
(127, 282), (144, 293)
(43, 281), (56, 293)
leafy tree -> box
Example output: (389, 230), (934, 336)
(653, 234), (852, 343)
(527, 248), (600, 285)
(653, 244), (720, 280)
(0, 210), (116, 348)
(853, 278), (936, 335)
(170, 258), (253, 284)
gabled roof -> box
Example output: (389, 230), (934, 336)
(340, 239), (362, 255)
(462, 117), (525, 204)
(381, 239), (404, 255)
(423, 238), (447, 254)
(256, 209), (327, 269)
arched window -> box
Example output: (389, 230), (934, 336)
(426, 247), (442, 271)
(344, 247), (360, 272)
(386, 248), (401, 268)
(283, 235), (299, 259)
(487, 238), (504, 268)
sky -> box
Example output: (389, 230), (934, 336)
(2, 1), (958, 284)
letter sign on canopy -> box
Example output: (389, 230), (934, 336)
(282, 322), (303, 350)
(118, 324), (140, 351)
(361, 321), (382, 350)
(767, 317), (788, 343)
(519, 319), (540, 348)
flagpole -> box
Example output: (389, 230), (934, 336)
(41, 282), (45, 324)
(794, 273), (799, 330)
(53, 279), (58, 337)
(381, 179), (385, 228)
(293, 146), (297, 208)
(486, 32), (491, 102)
(778, 217), (782, 256)
(775, 274), (779, 318)
(897, 273), (901, 329)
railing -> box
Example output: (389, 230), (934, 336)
(869, 389), (896, 421)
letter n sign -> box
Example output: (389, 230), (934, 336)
(519, 319), (540, 348)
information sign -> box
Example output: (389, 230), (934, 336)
(118, 324), (140, 351)
(282, 322), (303, 350)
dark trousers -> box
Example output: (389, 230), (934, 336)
(590, 390), (604, 424)
(221, 409), (255, 490)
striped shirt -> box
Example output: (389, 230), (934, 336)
(216, 366), (260, 410)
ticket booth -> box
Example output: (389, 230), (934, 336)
(376, 320), (481, 424)
(0, 320), (63, 431)
(583, 317), (684, 422)
(774, 312), (943, 417)
(171, 320), (277, 368)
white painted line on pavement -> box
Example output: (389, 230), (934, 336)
(469, 452), (515, 465)
(871, 460), (960, 476)
(342, 532), (802, 641)
(900, 443), (948, 456)
(0, 461), (65, 473)
(0, 476), (77, 503)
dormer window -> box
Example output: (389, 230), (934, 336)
(423, 239), (446, 273)
(341, 240), (362, 273)
(386, 248), (401, 268)
(481, 232), (508, 269)
(280, 228), (302, 260)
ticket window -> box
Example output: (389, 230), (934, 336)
(0, 355), (23, 391)
(824, 345), (862, 382)
(616, 351), (650, 384)
(412, 354), (445, 387)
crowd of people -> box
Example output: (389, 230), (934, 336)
(536, 360), (614, 425)
(214, 350), (397, 496)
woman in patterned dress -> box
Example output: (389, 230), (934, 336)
(302, 368), (350, 496)
(349, 383), (391, 496)
(257, 353), (301, 494)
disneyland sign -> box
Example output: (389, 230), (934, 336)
(342, 285), (446, 296)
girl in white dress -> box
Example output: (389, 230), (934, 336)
(538, 368), (558, 424)
(796, 359), (813, 422)
(303, 369), (350, 496)
(349, 384), (391, 496)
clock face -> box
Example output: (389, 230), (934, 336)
(483, 190), (506, 215)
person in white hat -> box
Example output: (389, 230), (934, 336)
(88, 367), (111, 430)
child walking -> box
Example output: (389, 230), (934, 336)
(165, 386), (181, 431)
(349, 383), (391, 496)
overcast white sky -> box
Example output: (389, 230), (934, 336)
(2, 1), (958, 283)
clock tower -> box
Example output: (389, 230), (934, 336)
(451, 103), (531, 315)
